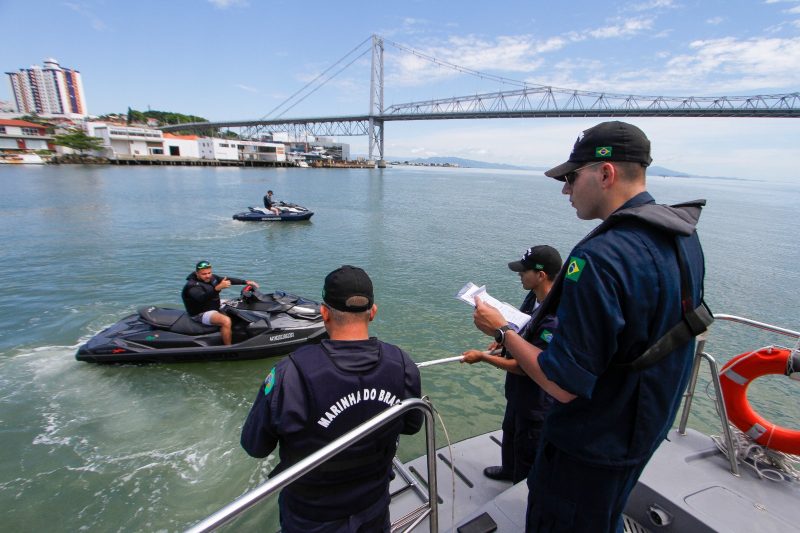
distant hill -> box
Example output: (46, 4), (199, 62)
(389, 156), (545, 171)
(390, 156), (690, 177)
(648, 165), (691, 177)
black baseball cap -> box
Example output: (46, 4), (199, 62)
(508, 245), (563, 277)
(323, 265), (374, 312)
(544, 121), (653, 180)
(195, 260), (212, 270)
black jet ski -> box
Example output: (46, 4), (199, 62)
(76, 287), (327, 363)
(233, 201), (314, 221)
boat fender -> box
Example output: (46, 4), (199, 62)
(719, 346), (800, 455)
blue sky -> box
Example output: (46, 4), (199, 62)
(2, 0), (799, 178)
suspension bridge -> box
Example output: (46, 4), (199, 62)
(161, 35), (800, 165)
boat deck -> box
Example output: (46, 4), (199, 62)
(626, 428), (800, 533)
(390, 430), (527, 532)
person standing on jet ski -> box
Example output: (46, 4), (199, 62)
(181, 260), (260, 345)
(263, 190), (280, 215)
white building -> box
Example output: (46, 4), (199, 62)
(198, 137), (238, 160)
(85, 122), (164, 156)
(238, 139), (286, 162)
(6, 58), (88, 118)
(163, 133), (201, 158)
(198, 137), (286, 162)
(0, 119), (52, 152)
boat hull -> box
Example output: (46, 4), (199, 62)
(232, 211), (313, 221)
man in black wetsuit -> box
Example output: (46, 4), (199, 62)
(263, 189), (280, 215)
(181, 260), (259, 345)
(241, 265), (422, 533)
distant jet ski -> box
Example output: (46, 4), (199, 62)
(76, 287), (326, 363)
(233, 201), (314, 221)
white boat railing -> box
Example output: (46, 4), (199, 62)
(184, 397), (438, 533)
(678, 313), (800, 476)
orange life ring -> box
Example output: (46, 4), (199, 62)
(719, 347), (800, 455)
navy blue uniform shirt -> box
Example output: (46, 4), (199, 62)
(538, 192), (705, 466)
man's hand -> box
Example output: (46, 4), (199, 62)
(246, 280), (259, 289)
(473, 298), (507, 336)
(461, 349), (487, 364)
(216, 277), (232, 291)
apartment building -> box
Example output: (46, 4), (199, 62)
(6, 58), (87, 118)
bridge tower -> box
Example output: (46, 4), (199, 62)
(369, 34), (385, 168)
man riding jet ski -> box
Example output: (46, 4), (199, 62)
(76, 284), (327, 364)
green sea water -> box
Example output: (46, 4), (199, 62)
(0, 164), (798, 531)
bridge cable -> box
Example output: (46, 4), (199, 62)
(382, 37), (542, 91)
(274, 48), (371, 120)
(260, 36), (373, 121)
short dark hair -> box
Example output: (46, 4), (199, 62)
(611, 161), (646, 182)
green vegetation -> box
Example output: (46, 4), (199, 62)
(52, 128), (105, 154)
(125, 107), (208, 127)
(219, 129), (240, 139)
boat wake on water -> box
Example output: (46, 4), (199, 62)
(1, 344), (273, 531)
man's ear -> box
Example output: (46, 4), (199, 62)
(320, 304), (330, 322)
(368, 304), (377, 322)
(599, 162), (618, 189)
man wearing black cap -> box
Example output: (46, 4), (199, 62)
(473, 121), (708, 532)
(241, 265), (422, 532)
(181, 261), (259, 345)
(462, 245), (562, 484)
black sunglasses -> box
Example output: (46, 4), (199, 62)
(564, 161), (604, 185)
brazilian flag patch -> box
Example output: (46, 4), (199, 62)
(540, 329), (553, 343)
(263, 367), (276, 395)
(565, 256), (586, 282)
(596, 146), (612, 157)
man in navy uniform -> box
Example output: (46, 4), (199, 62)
(461, 245), (561, 484)
(241, 265), (423, 532)
(473, 121), (708, 532)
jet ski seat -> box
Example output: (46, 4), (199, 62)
(137, 307), (220, 335)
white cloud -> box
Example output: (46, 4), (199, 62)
(208, 0), (248, 8)
(672, 36), (800, 88)
(235, 84), (258, 93)
(706, 16), (725, 25)
(387, 34), (558, 86)
(630, 0), (677, 11)
(63, 2), (108, 31)
(586, 17), (655, 39)
(560, 36), (800, 94)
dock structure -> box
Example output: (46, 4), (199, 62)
(108, 155), (293, 167)
(50, 154), (376, 168)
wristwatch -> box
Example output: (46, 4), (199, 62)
(494, 324), (511, 345)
